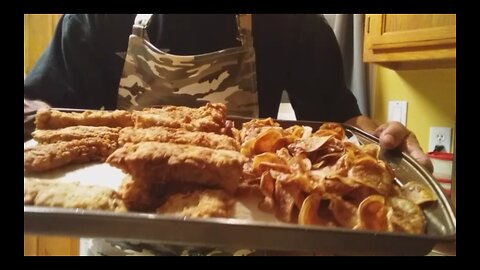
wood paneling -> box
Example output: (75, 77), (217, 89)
(24, 14), (62, 75)
(24, 14), (80, 256)
(364, 14), (456, 67)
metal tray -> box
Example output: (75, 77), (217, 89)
(24, 112), (456, 255)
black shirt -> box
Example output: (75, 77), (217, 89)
(24, 14), (361, 122)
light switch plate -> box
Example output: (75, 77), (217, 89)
(388, 101), (407, 125)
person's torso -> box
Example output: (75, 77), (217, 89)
(117, 14), (259, 117)
(100, 14), (294, 117)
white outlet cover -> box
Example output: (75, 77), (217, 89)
(429, 127), (452, 152)
(388, 101), (407, 125)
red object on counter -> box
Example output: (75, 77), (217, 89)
(428, 151), (453, 198)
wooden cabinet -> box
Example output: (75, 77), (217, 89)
(24, 14), (62, 75)
(24, 14), (80, 256)
(24, 235), (80, 256)
(363, 14), (456, 69)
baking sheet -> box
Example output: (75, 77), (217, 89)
(24, 114), (456, 255)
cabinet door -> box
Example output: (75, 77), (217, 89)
(364, 14), (456, 66)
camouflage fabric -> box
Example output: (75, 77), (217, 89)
(117, 14), (259, 118)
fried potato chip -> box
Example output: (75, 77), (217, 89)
(281, 173), (318, 194)
(323, 176), (357, 195)
(258, 196), (276, 212)
(253, 128), (285, 154)
(348, 156), (394, 196)
(315, 123), (345, 140)
(387, 197), (426, 235)
(240, 138), (256, 157)
(288, 156), (312, 174)
(274, 180), (297, 222)
(260, 171), (276, 199)
(400, 182), (437, 205)
(360, 143), (381, 159)
(240, 118), (280, 142)
(344, 186), (378, 206)
(357, 195), (389, 232)
(304, 136), (332, 153)
(284, 125), (305, 138)
(298, 193), (337, 227)
(252, 152), (290, 174)
(329, 195), (359, 228)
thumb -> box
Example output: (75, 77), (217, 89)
(374, 121), (410, 150)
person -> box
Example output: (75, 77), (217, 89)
(24, 14), (433, 255)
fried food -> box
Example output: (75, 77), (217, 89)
(35, 108), (133, 129)
(387, 196), (426, 235)
(157, 189), (235, 218)
(107, 142), (246, 192)
(32, 126), (121, 144)
(238, 118), (433, 235)
(24, 138), (118, 173)
(118, 177), (165, 212)
(133, 103), (227, 133)
(24, 180), (126, 212)
(118, 126), (239, 151)
(400, 181), (437, 205)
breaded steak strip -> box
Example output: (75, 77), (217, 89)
(35, 108), (133, 129)
(107, 142), (246, 192)
(118, 127), (240, 151)
(157, 189), (235, 218)
(24, 180), (126, 212)
(32, 126), (121, 144)
(133, 103), (227, 133)
(24, 138), (118, 173)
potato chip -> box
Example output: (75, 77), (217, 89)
(253, 128), (284, 154)
(298, 193), (337, 227)
(400, 182), (437, 205)
(315, 123), (345, 140)
(284, 125), (305, 138)
(360, 143), (381, 159)
(387, 197), (426, 235)
(260, 171), (276, 199)
(274, 180), (297, 223)
(348, 156), (394, 196)
(357, 195), (389, 232)
(252, 152), (290, 174)
(329, 195), (359, 228)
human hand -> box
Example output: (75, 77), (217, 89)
(374, 121), (434, 173)
(24, 98), (50, 115)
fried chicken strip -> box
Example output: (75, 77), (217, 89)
(118, 177), (165, 212)
(118, 127), (239, 151)
(119, 177), (213, 212)
(35, 108), (133, 129)
(24, 180), (126, 212)
(157, 189), (235, 218)
(24, 138), (118, 173)
(133, 103), (227, 133)
(107, 142), (246, 192)
(32, 126), (121, 144)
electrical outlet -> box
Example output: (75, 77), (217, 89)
(429, 127), (452, 152)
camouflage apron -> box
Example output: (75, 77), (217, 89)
(117, 14), (259, 118)
(84, 15), (261, 256)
